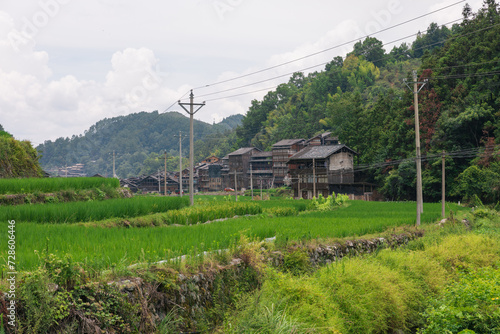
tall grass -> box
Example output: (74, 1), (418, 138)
(0, 196), (188, 223)
(1, 201), (464, 271)
(0, 177), (120, 194)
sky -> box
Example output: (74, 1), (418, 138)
(0, 0), (484, 146)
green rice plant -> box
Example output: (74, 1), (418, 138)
(263, 206), (298, 217)
(1, 201), (464, 272)
(161, 202), (262, 225)
(0, 177), (120, 194)
(0, 196), (188, 224)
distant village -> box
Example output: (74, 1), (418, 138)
(56, 132), (375, 200)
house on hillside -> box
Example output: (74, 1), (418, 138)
(287, 144), (359, 199)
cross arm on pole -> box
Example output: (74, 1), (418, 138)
(178, 102), (206, 115)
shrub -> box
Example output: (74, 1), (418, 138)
(423, 234), (500, 272)
(317, 258), (423, 333)
(419, 267), (500, 334)
(224, 269), (345, 333)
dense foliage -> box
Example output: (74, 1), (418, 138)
(0, 128), (43, 178)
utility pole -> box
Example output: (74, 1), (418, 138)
(298, 172), (301, 199)
(234, 171), (238, 201)
(250, 163), (253, 200)
(260, 177), (263, 199)
(404, 70), (427, 226)
(113, 150), (116, 178)
(174, 131), (187, 197)
(312, 158), (316, 199)
(442, 151), (446, 218)
(164, 150), (167, 196)
(178, 90), (205, 206)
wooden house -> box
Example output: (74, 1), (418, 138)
(272, 139), (305, 186)
(287, 144), (358, 199)
(227, 147), (261, 190)
(250, 151), (273, 190)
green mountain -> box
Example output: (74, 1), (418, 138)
(36, 112), (243, 178)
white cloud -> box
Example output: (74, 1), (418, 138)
(0, 11), (183, 144)
(0, 0), (485, 146)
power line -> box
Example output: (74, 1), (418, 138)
(192, 17), (500, 104)
(191, 0), (468, 91)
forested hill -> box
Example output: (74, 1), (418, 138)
(227, 1), (499, 203)
(37, 112), (243, 178)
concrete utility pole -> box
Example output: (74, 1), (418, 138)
(164, 151), (167, 196)
(234, 171), (238, 201)
(113, 150), (117, 178)
(174, 131), (188, 197)
(260, 177), (263, 199)
(178, 90), (205, 206)
(250, 163), (253, 200)
(404, 70), (427, 226)
(442, 151), (446, 218)
(312, 158), (316, 199)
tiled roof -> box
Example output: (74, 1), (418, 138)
(228, 147), (259, 156)
(252, 151), (272, 157)
(288, 144), (357, 160)
(272, 139), (305, 147)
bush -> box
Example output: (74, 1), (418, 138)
(223, 269), (345, 333)
(419, 267), (500, 334)
(423, 234), (500, 272)
(317, 258), (423, 333)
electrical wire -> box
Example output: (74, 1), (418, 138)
(184, 18), (500, 103)
(191, 0), (468, 91)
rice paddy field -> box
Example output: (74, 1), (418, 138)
(1, 198), (464, 272)
(0, 196), (189, 223)
(0, 177), (120, 194)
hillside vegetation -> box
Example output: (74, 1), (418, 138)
(0, 127), (43, 178)
(36, 112), (243, 178)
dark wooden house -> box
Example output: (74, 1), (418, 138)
(287, 144), (358, 199)
(227, 147), (261, 190)
(272, 139), (305, 187)
(250, 151), (273, 190)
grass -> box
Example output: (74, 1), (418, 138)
(0, 177), (120, 194)
(1, 201), (464, 272)
(0, 196), (189, 224)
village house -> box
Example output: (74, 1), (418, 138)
(226, 147), (261, 190)
(272, 139), (306, 187)
(250, 151), (273, 190)
(287, 144), (358, 199)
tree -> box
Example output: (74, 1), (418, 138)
(351, 37), (387, 67)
